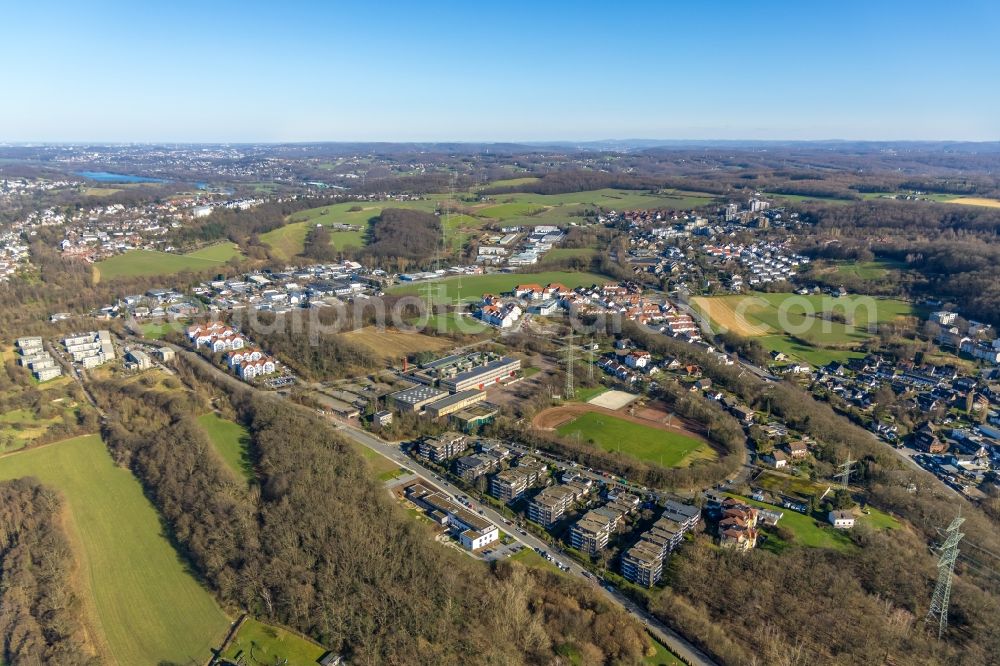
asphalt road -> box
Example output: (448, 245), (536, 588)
(144, 335), (722, 663)
(333, 422), (718, 666)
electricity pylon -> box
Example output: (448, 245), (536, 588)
(927, 514), (965, 639)
(564, 330), (575, 399)
(836, 456), (857, 486)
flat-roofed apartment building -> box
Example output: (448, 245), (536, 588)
(621, 500), (699, 587)
(417, 431), (467, 463)
(440, 357), (521, 393)
(621, 541), (664, 587)
(569, 511), (613, 555)
(391, 384), (449, 413)
(453, 454), (497, 482)
(491, 468), (530, 502)
(425, 389), (487, 418)
(490, 455), (548, 502)
(528, 484), (576, 526)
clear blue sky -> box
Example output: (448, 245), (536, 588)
(2, 1), (998, 142)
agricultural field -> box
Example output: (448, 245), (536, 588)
(197, 412), (253, 481)
(762, 192), (855, 205)
(828, 259), (904, 280)
(262, 187), (714, 259)
(94, 242), (242, 281)
(944, 196), (1000, 208)
(261, 199), (440, 260)
(220, 618), (327, 665)
(539, 247), (598, 264)
(547, 409), (713, 468)
(340, 326), (456, 359)
(692, 292), (916, 366)
(388, 270), (609, 304)
(0, 435), (230, 664)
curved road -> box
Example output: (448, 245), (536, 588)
(156, 339), (718, 666)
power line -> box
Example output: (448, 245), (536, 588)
(927, 514), (965, 639)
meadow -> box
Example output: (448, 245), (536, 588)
(692, 292), (915, 366)
(340, 326), (456, 358)
(556, 411), (710, 468)
(0, 435), (230, 664)
(261, 187), (716, 259)
(221, 618), (327, 665)
(725, 494), (855, 553)
(388, 270), (608, 304)
(94, 241), (241, 281)
(197, 412), (253, 481)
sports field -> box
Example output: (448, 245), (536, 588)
(692, 292), (915, 366)
(0, 435), (230, 665)
(197, 412), (253, 481)
(94, 242), (241, 281)
(388, 270), (608, 304)
(545, 408), (713, 468)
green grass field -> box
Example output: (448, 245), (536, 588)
(419, 311), (492, 334)
(197, 413), (253, 481)
(389, 270), (609, 304)
(262, 187), (715, 259)
(726, 494), (854, 553)
(556, 412), (710, 468)
(139, 320), (186, 339)
(510, 547), (561, 573)
(95, 242), (241, 281)
(753, 470), (831, 502)
(539, 247), (598, 264)
(646, 636), (685, 666)
(695, 292), (915, 366)
(353, 440), (405, 478)
(831, 260), (903, 280)
(0, 435), (229, 664)
(185, 241), (242, 262)
(860, 506), (901, 530)
(571, 386), (609, 402)
(221, 618), (327, 664)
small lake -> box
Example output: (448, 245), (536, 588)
(76, 171), (168, 183)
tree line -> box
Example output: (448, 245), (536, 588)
(0, 478), (98, 665)
(90, 366), (656, 665)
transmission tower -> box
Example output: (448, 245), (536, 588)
(927, 514), (965, 639)
(564, 330), (576, 399)
(587, 339), (595, 382)
(836, 456), (857, 486)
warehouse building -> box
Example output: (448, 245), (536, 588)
(391, 384), (449, 413)
(439, 356), (521, 392)
(425, 389), (488, 418)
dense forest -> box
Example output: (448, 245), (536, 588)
(796, 201), (1000, 326)
(0, 478), (97, 665)
(362, 208), (443, 269)
(90, 367), (655, 665)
